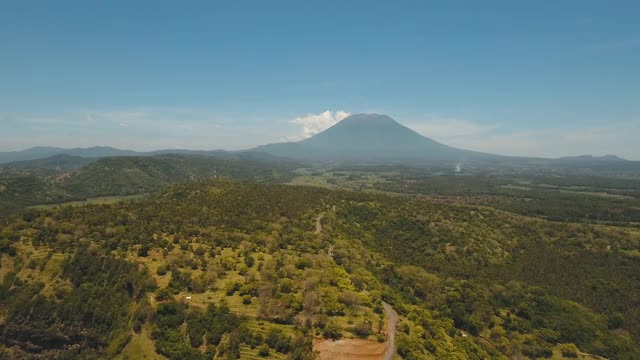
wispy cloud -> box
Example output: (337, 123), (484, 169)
(1, 108), (238, 151)
(403, 115), (640, 159)
(442, 121), (640, 160)
(20, 117), (79, 126)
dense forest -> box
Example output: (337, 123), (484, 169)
(1, 179), (639, 359)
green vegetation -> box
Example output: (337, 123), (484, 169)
(0, 154), (297, 218)
(1, 169), (640, 359)
(303, 166), (640, 225)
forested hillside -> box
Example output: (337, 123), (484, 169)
(0, 154), (297, 218)
(1, 180), (639, 359)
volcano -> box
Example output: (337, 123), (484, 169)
(255, 113), (498, 164)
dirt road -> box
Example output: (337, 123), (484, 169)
(382, 301), (398, 360)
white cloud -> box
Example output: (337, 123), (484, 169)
(286, 110), (350, 141)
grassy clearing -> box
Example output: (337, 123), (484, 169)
(114, 326), (166, 360)
(289, 175), (340, 189)
(499, 184), (532, 191)
(245, 319), (296, 336)
(175, 289), (261, 318)
(239, 344), (286, 359)
(8, 243), (69, 296)
(288, 168), (387, 192)
(549, 347), (606, 359)
(533, 184), (635, 199)
(28, 193), (148, 210)
(556, 189), (635, 200)
(135, 250), (172, 288)
(331, 308), (384, 340)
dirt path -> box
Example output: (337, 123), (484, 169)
(382, 301), (398, 360)
(316, 213), (334, 260)
(315, 214), (323, 234)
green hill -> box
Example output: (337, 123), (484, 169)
(0, 154), (298, 218)
(1, 180), (639, 359)
(62, 154), (296, 198)
(1, 154), (95, 171)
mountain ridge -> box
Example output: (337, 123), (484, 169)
(0, 147), (303, 166)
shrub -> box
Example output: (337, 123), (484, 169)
(137, 244), (150, 257)
(522, 342), (553, 359)
(353, 320), (372, 338)
(559, 343), (579, 358)
(155, 287), (174, 301)
(322, 322), (342, 340)
(245, 254), (255, 268)
(265, 328), (292, 353)
(258, 344), (270, 357)
(225, 281), (240, 296)
(156, 264), (168, 276)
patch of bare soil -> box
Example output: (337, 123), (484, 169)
(313, 338), (386, 360)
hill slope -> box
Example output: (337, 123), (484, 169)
(63, 154), (296, 197)
(0, 154), (299, 218)
(1, 154), (95, 171)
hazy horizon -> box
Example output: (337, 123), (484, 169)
(0, 112), (635, 161)
(2, 2), (639, 159)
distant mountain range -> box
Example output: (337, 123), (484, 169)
(0, 146), (139, 163)
(0, 146), (301, 167)
(0, 114), (633, 166)
(1, 154), (96, 171)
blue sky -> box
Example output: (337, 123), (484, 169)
(1, 1), (639, 158)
